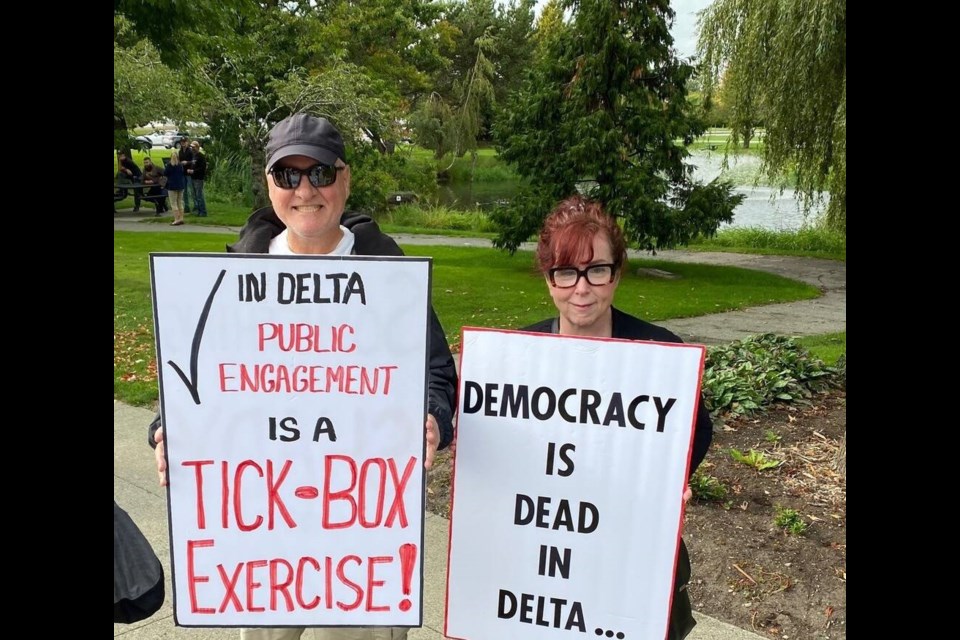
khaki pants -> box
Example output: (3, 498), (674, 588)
(240, 628), (407, 640)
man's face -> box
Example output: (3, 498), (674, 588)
(266, 154), (351, 254)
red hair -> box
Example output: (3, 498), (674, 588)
(535, 195), (627, 274)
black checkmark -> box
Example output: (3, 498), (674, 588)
(168, 269), (226, 404)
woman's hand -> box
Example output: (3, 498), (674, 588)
(154, 427), (168, 487)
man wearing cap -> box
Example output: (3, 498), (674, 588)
(177, 137), (195, 213)
(147, 113), (457, 640)
(186, 140), (207, 216)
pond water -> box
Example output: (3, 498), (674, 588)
(690, 151), (827, 232)
(434, 151), (826, 232)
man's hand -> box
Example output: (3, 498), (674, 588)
(424, 414), (440, 470)
(154, 427), (168, 487)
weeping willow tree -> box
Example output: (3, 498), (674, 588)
(409, 28), (496, 175)
(697, 0), (846, 234)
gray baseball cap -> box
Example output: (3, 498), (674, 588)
(265, 113), (347, 171)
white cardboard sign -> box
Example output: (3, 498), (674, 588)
(150, 253), (431, 628)
(445, 328), (706, 640)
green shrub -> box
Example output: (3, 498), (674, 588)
(730, 448), (782, 471)
(690, 226), (846, 260)
(702, 334), (839, 418)
(348, 146), (437, 215)
(690, 469), (728, 502)
(834, 353), (846, 389)
(773, 506), (808, 535)
(204, 144), (255, 208)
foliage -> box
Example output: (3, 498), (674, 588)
(113, 15), (193, 147)
(833, 353), (846, 389)
(114, 0), (254, 68)
(730, 448), (782, 471)
(492, 0), (744, 253)
(304, 0), (452, 106)
(347, 143), (439, 215)
(424, 0), (537, 145)
(379, 205), (499, 233)
(688, 226), (846, 261)
(697, 0), (846, 234)
(702, 333), (839, 418)
(410, 24), (497, 172)
(690, 469), (729, 502)
(113, 1), (254, 150)
(773, 505), (808, 535)
(203, 145), (255, 208)
(763, 429), (782, 444)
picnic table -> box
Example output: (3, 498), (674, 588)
(114, 180), (166, 212)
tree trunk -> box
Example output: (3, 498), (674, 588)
(245, 134), (269, 210)
(115, 111), (132, 158)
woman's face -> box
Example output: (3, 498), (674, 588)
(546, 232), (619, 337)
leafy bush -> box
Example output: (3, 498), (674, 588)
(834, 353), (846, 389)
(350, 145), (437, 215)
(690, 469), (728, 502)
(702, 333), (839, 418)
(204, 144), (255, 208)
(773, 506), (808, 535)
(730, 448), (782, 471)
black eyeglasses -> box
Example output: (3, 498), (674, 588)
(270, 164), (343, 189)
(548, 263), (617, 288)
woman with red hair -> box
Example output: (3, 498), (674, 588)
(522, 194), (713, 640)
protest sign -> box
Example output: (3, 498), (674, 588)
(150, 253), (431, 627)
(445, 328), (705, 640)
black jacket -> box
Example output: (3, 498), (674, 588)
(190, 152), (207, 180)
(149, 207), (459, 450)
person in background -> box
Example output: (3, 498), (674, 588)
(176, 136), (194, 213)
(186, 140), (207, 216)
(162, 151), (186, 226)
(147, 113), (458, 640)
(117, 152), (142, 212)
(521, 194), (713, 640)
(141, 157), (167, 216)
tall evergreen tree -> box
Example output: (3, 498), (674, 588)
(493, 0), (743, 253)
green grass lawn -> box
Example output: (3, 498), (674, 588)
(115, 231), (820, 407)
(795, 331), (846, 365)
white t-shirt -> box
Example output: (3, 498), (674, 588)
(268, 225), (356, 256)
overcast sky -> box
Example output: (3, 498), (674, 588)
(670, 0), (714, 59)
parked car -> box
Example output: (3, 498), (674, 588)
(134, 131), (187, 149)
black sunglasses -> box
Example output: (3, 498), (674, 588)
(270, 164), (343, 189)
(548, 263), (617, 288)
